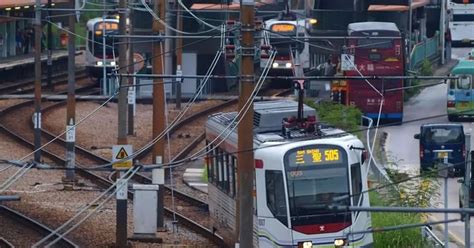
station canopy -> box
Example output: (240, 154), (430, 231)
(0, 0), (68, 9)
(368, 0), (429, 11)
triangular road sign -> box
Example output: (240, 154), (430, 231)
(116, 147), (129, 160)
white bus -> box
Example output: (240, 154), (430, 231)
(449, 0), (474, 46)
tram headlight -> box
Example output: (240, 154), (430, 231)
(298, 241), (312, 248)
(110, 61), (116, 66)
(272, 62), (279, 68)
(334, 238), (347, 247)
(97, 61), (104, 66)
(285, 62), (292, 68)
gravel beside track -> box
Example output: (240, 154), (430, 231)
(0, 212), (42, 247)
(0, 103), (215, 246)
(42, 100), (224, 164)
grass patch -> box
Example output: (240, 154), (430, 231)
(405, 59), (433, 101)
(370, 191), (428, 248)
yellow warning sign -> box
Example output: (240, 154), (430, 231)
(112, 145), (133, 170)
(116, 147), (128, 159)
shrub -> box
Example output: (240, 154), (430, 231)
(305, 100), (362, 132)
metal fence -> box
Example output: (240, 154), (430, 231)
(410, 33), (440, 70)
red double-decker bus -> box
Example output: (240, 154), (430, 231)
(337, 22), (405, 123)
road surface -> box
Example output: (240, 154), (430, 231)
(383, 47), (473, 247)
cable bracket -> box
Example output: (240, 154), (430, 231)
(241, 46), (255, 57)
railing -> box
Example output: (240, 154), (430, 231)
(410, 33), (440, 70)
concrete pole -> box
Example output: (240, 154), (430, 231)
(165, 0), (173, 103)
(408, 0), (413, 67)
(102, 1), (107, 94)
(237, 0), (255, 246)
(47, 0), (53, 91)
(65, 0), (76, 186)
(128, 7), (135, 135)
(175, 2), (183, 109)
(463, 132), (472, 245)
(152, 0), (166, 230)
(34, 0), (42, 163)
(440, 0), (446, 65)
(117, 0), (129, 247)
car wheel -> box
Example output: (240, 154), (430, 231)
(448, 115), (457, 122)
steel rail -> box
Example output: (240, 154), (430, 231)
(0, 69), (87, 95)
(0, 205), (78, 247)
(0, 100), (226, 247)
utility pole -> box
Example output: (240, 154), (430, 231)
(175, 2), (183, 109)
(34, 0), (42, 163)
(464, 145), (472, 248)
(165, 0), (172, 107)
(408, 0), (413, 64)
(47, 0), (53, 91)
(237, 0), (255, 247)
(128, 6), (135, 135)
(116, 0), (129, 247)
(152, 0), (166, 231)
(440, 0), (446, 65)
(64, 0), (76, 188)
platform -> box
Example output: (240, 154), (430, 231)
(0, 50), (73, 71)
(0, 50), (81, 84)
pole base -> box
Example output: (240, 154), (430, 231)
(61, 177), (78, 191)
(157, 226), (168, 232)
(129, 233), (162, 243)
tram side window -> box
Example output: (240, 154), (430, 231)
(351, 163), (363, 206)
(232, 156), (237, 197)
(265, 170), (288, 226)
(206, 142), (213, 183)
(217, 148), (223, 189)
(224, 154), (230, 193)
(228, 155), (235, 197)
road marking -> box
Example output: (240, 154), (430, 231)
(428, 215), (465, 247)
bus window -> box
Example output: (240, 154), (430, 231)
(368, 53), (381, 61)
(449, 79), (455, 90)
(458, 76), (471, 90)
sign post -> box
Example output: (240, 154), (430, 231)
(112, 144), (133, 247)
(341, 54), (355, 71)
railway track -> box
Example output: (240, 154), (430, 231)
(0, 237), (14, 248)
(0, 98), (227, 247)
(0, 205), (78, 247)
(0, 69), (88, 95)
(0, 87), (291, 247)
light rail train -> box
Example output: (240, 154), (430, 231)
(260, 18), (310, 76)
(85, 17), (119, 78)
(205, 100), (373, 247)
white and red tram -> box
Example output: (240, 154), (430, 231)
(205, 100), (373, 247)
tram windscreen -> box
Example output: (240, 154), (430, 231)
(285, 145), (351, 232)
(92, 22), (119, 58)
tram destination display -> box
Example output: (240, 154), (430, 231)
(287, 146), (344, 166)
